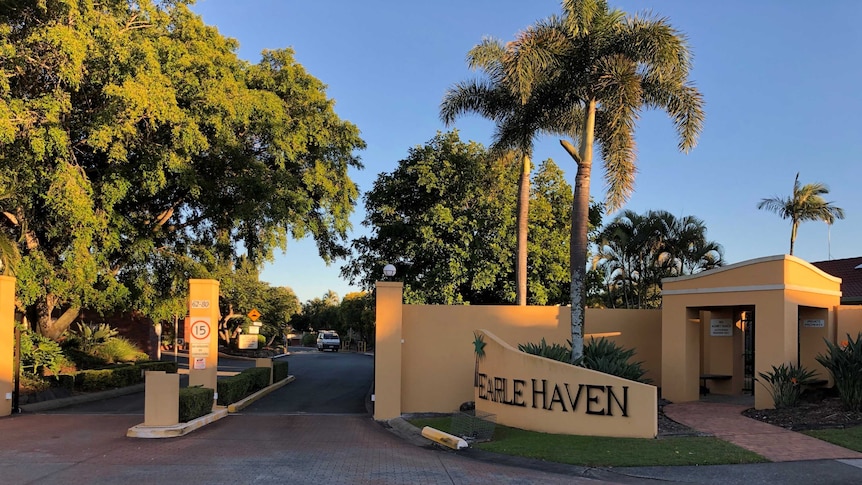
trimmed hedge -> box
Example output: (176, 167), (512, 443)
(66, 361), (180, 392)
(216, 367), (272, 405)
(179, 386), (214, 422)
(273, 361), (289, 382)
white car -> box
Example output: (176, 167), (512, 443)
(317, 331), (341, 352)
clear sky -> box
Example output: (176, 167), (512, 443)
(191, 0), (862, 304)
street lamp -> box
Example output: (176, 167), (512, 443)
(383, 264), (396, 279)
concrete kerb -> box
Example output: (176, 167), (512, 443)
(127, 375), (296, 438)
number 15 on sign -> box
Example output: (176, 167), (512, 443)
(190, 317), (211, 357)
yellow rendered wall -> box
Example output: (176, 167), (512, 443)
(398, 304), (660, 415)
(837, 306), (862, 342)
(476, 330), (657, 438)
(0, 276), (13, 417)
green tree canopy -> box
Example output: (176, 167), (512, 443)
(342, 131), (578, 305)
(0, 0), (364, 338)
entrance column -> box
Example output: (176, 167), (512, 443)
(661, 302), (701, 403)
(0, 276), (13, 417)
(188, 279), (220, 398)
(374, 281), (403, 421)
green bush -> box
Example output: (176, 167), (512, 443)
(757, 362), (818, 408)
(75, 365), (140, 391)
(137, 361), (179, 373)
(68, 322), (119, 353)
(817, 333), (862, 411)
(517, 337), (650, 384)
(179, 386), (214, 422)
(243, 367), (271, 392)
(19, 329), (70, 376)
(63, 347), (109, 370)
(581, 338), (651, 384)
(518, 338), (571, 362)
(91, 337), (148, 363)
(273, 361), (289, 382)
(216, 375), (251, 406)
(301, 333), (316, 346)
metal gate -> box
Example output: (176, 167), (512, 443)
(742, 311), (755, 394)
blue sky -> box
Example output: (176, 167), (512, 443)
(192, 0), (862, 304)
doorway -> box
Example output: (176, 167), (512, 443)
(742, 310), (755, 394)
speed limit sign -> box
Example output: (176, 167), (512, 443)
(191, 319), (211, 340)
(189, 317), (211, 357)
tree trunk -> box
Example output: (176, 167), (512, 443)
(789, 220), (798, 255)
(566, 99), (596, 363)
(36, 302), (81, 340)
(515, 153), (531, 305)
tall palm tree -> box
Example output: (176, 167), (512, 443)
(502, 0), (705, 360)
(757, 172), (845, 256)
(441, 39), (555, 306)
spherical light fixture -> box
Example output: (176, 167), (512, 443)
(383, 264), (397, 278)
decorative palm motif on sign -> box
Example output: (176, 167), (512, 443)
(473, 332), (486, 387)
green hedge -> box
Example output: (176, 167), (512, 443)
(244, 367), (271, 392)
(179, 387), (214, 422)
(273, 361), (289, 382)
(216, 375), (250, 405)
(216, 367), (272, 405)
(67, 361), (179, 392)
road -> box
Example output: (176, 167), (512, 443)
(42, 347), (372, 415)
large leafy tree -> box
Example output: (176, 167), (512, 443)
(757, 172), (845, 256)
(500, 0), (704, 360)
(0, 1), (363, 338)
(441, 39), (556, 305)
(342, 131), (517, 304)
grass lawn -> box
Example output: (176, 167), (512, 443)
(803, 426), (862, 452)
(409, 417), (767, 467)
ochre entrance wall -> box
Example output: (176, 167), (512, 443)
(373, 282), (661, 420)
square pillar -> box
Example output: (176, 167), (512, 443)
(373, 282), (403, 420)
(0, 276), (14, 417)
(661, 302), (700, 403)
(144, 371), (179, 426)
(188, 279), (220, 398)
(255, 358), (273, 385)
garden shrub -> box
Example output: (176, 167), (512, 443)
(518, 338), (571, 362)
(137, 361), (179, 373)
(75, 366), (139, 391)
(581, 338), (651, 384)
(816, 333), (862, 411)
(273, 361), (289, 382)
(757, 362), (818, 408)
(19, 329), (70, 377)
(179, 386), (214, 422)
(63, 347), (109, 370)
(216, 375), (251, 406)
(518, 337), (650, 383)
(91, 337), (148, 363)
(243, 367), (271, 392)
(301, 333), (316, 346)
(68, 322), (119, 353)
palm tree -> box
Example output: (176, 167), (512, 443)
(502, 0), (705, 360)
(757, 172), (845, 256)
(441, 39), (554, 305)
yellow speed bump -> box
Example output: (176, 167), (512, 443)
(421, 426), (468, 450)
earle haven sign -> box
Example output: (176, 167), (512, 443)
(473, 330), (657, 438)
